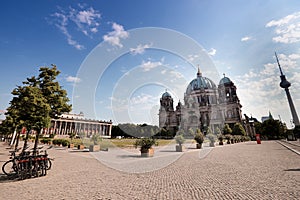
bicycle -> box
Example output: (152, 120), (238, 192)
(2, 146), (52, 179)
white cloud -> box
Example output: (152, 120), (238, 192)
(130, 93), (157, 106)
(52, 12), (85, 50)
(141, 60), (163, 71)
(241, 36), (252, 42)
(235, 52), (300, 126)
(130, 43), (152, 55)
(266, 12), (300, 43)
(70, 7), (101, 36)
(50, 5), (101, 49)
(187, 54), (199, 62)
(208, 48), (216, 56)
(103, 23), (129, 48)
(66, 76), (81, 83)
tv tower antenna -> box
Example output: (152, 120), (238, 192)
(275, 52), (299, 126)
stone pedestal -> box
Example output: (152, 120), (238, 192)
(89, 145), (100, 152)
(176, 145), (185, 152)
(141, 148), (154, 157)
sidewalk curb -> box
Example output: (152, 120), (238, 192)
(277, 141), (300, 156)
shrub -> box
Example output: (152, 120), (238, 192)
(90, 134), (102, 145)
(244, 136), (251, 141)
(217, 134), (224, 142)
(206, 133), (216, 143)
(174, 134), (185, 145)
(233, 135), (241, 143)
(52, 139), (59, 145)
(225, 134), (232, 144)
(52, 138), (69, 146)
(61, 139), (70, 147)
(194, 129), (204, 144)
(134, 138), (157, 150)
(40, 138), (51, 144)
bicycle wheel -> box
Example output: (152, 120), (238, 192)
(46, 158), (52, 170)
(2, 160), (17, 176)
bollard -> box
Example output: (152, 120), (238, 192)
(256, 134), (261, 144)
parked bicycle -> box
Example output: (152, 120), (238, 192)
(2, 146), (53, 179)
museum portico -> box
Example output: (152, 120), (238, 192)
(41, 112), (112, 138)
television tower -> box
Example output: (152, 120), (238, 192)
(275, 52), (300, 126)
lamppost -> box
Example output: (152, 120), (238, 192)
(275, 52), (300, 140)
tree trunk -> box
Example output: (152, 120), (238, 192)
(33, 129), (41, 156)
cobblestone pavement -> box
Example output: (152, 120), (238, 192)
(0, 141), (299, 199)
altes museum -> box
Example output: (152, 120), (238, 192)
(159, 68), (255, 136)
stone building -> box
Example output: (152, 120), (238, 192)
(159, 68), (247, 135)
(41, 112), (112, 138)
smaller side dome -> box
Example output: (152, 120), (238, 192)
(162, 91), (172, 98)
(219, 77), (231, 85)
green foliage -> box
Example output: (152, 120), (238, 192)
(10, 85), (51, 131)
(0, 115), (16, 136)
(232, 123), (246, 136)
(217, 134), (224, 142)
(134, 138), (157, 150)
(206, 127), (213, 135)
(40, 138), (51, 144)
(188, 128), (195, 137)
(68, 132), (76, 141)
(174, 130), (185, 145)
(34, 65), (72, 118)
(113, 123), (160, 138)
(224, 134), (232, 144)
(194, 129), (204, 144)
(90, 134), (102, 145)
(52, 138), (70, 146)
(214, 127), (221, 135)
(233, 135), (241, 143)
(206, 133), (216, 143)
(2, 65), (71, 144)
(61, 139), (70, 147)
(258, 119), (287, 140)
(223, 124), (232, 135)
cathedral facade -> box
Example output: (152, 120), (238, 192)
(159, 68), (243, 135)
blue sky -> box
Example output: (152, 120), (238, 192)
(1, 0), (300, 128)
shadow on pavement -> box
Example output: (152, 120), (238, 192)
(284, 168), (300, 172)
(0, 173), (19, 183)
(117, 154), (143, 158)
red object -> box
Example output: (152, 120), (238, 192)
(256, 134), (261, 144)
(21, 127), (26, 134)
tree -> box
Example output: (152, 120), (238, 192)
(24, 65), (72, 118)
(260, 119), (286, 139)
(7, 85), (51, 152)
(232, 122), (246, 136)
(223, 124), (232, 135)
(3, 65), (71, 153)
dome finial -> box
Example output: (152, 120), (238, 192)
(197, 64), (202, 76)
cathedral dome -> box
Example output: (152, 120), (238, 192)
(219, 76), (232, 85)
(162, 91), (172, 98)
(186, 70), (216, 94)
